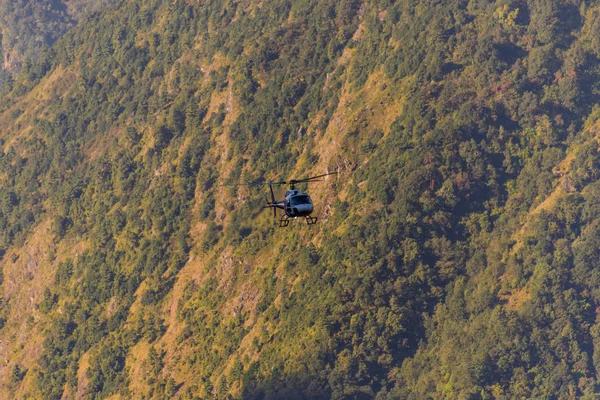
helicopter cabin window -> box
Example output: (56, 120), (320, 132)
(290, 195), (311, 206)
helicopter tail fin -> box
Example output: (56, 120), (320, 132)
(262, 184), (277, 218)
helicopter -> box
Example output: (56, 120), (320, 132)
(222, 172), (338, 227)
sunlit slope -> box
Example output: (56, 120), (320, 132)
(2, 0), (600, 399)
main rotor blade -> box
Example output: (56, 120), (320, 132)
(218, 180), (277, 187)
(218, 182), (262, 187)
(288, 179), (324, 184)
(290, 171), (338, 184)
(301, 171), (338, 181)
(220, 171), (337, 187)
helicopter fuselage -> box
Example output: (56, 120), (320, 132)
(271, 189), (314, 217)
(283, 189), (314, 217)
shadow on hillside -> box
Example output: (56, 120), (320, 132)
(241, 377), (330, 400)
(241, 376), (377, 400)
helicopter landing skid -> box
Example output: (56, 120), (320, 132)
(278, 215), (317, 227)
(305, 216), (317, 225)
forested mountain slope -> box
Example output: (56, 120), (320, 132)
(2, 0), (600, 398)
(0, 0), (115, 95)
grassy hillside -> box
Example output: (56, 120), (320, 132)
(2, 0), (600, 398)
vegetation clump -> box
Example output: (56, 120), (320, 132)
(2, 0), (600, 398)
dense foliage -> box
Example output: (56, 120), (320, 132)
(3, 0), (600, 398)
(0, 0), (115, 99)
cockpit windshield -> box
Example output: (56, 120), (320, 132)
(290, 195), (311, 206)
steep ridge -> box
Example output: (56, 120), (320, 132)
(2, 0), (600, 399)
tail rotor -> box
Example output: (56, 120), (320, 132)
(269, 184), (276, 218)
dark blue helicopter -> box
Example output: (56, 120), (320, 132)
(223, 172), (337, 227)
(263, 172), (337, 226)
